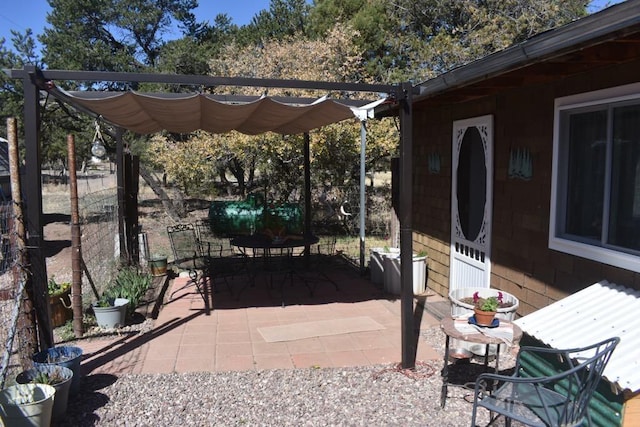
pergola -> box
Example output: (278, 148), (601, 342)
(8, 66), (417, 369)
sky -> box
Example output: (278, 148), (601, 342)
(0, 0), (626, 54)
(0, 0), (276, 51)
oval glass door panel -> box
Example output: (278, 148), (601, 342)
(456, 127), (486, 241)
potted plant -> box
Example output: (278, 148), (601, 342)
(472, 292), (501, 326)
(92, 295), (129, 329)
(0, 383), (56, 427)
(92, 266), (150, 328)
(148, 253), (168, 276)
(32, 345), (83, 396)
(16, 365), (73, 421)
(384, 251), (429, 296)
(48, 276), (72, 328)
(370, 245), (399, 287)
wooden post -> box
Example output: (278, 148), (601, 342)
(7, 117), (37, 366)
(67, 134), (84, 337)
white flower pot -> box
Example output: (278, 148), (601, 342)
(92, 298), (129, 329)
(383, 254), (428, 296)
(0, 384), (55, 427)
(369, 247), (399, 286)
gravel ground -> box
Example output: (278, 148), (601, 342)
(56, 327), (517, 427)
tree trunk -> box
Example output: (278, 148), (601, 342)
(138, 164), (184, 221)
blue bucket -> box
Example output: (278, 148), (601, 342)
(32, 346), (83, 395)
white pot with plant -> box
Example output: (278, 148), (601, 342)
(370, 246), (400, 286)
(92, 296), (129, 329)
(0, 383), (56, 427)
(92, 266), (151, 329)
(385, 252), (428, 296)
(16, 365), (73, 421)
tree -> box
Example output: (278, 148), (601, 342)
(41, 0), (198, 76)
(236, 0), (311, 46)
(308, 0), (588, 83)
(203, 25), (397, 200)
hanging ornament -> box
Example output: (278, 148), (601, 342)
(91, 119), (107, 158)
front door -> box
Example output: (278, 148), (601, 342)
(450, 115), (493, 291)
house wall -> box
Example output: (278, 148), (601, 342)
(414, 59), (640, 316)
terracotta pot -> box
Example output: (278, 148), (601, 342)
(473, 308), (497, 326)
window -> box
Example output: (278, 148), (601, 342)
(551, 83), (640, 272)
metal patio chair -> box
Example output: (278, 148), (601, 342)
(470, 336), (620, 427)
(195, 219), (247, 282)
(167, 223), (228, 314)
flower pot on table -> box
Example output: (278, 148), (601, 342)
(473, 308), (497, 326)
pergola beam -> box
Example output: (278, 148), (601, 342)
(7, 68), (397, 95)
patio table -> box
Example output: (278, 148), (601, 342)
(230, 234), (320, 303)
(439, 316), (522, 408)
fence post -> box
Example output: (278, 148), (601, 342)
(7, 117), (38, 369)
(67, 134), (84, 338)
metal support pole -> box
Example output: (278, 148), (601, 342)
(399, 82), (415, 369)
(303, 133), (312, 265)
(359, 120), (367, 274)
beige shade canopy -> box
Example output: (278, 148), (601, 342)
(64, 91), (375, 135)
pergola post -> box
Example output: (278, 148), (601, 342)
(23, 66), (53, 349)
(399, 81), (415, 369)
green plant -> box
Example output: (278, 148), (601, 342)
(31, 371), (65, 386)
(111, 266), (152, 314)
(47, 276), (70, 296)
(56, 320), (76, 342)
(473, 292), (500, 312)
(95, 295), (114, 308)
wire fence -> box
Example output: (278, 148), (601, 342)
(78, 188), (119, 301)
(0, 183), (119, 388)
(0, 201), (35, 389)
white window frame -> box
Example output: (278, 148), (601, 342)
(550, 82), (640, 272)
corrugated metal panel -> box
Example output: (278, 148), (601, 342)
(514, 280), (640, 394)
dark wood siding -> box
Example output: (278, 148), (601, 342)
(413, 59), (640, 315)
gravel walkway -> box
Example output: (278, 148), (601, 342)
(57, 327), (517, 427)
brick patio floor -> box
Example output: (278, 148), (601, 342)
(76, 262), (444, 377)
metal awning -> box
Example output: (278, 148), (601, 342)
(515, 280), (640, 394)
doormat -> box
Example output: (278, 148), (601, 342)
(258, 316), (385, 342)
